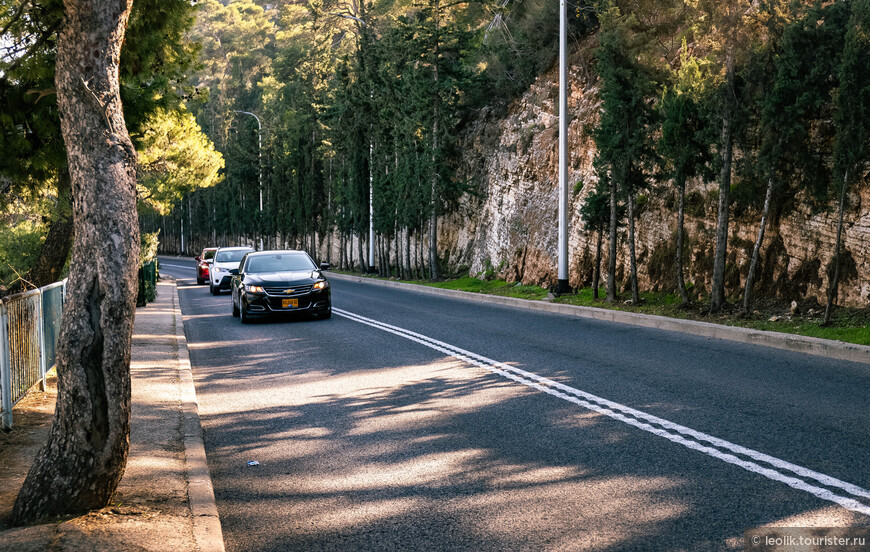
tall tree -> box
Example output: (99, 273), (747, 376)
(12, 0), (140, 524)
(579, 184), (612, 299)
(0, 0), (199, 292)
(659, 44), (715, 306)
(741, 1), (848, 314)
(825, 0), (870, 324)
(136, 107), (225, 216)
(691, 0), (756, 313)
(593, 2), (658, 303)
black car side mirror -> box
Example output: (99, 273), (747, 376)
(320, 262), (331, 271)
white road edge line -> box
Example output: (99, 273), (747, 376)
(334, 307), (870, 517)
(161, 262), (195, 270)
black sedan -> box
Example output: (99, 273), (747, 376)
(230, 250), (332, 323)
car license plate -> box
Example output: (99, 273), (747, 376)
(282, 298), (298, 308)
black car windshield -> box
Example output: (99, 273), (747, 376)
(246, 253), (316, 273)
(215, 250), (250, 263)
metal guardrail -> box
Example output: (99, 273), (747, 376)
(0, 280), (67, 429)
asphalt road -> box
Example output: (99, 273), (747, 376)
(158, 256), (870, 552)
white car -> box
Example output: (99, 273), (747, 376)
(209, 246), (254, 295)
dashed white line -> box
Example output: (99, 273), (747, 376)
(334, 307), (870, 517)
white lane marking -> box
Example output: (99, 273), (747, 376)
(334, 307), (870, 517)
(160, 262), (195, 270)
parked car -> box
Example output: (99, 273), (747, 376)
(209, 246), (254, 295)
(231, 250), (331, 323)
(195, 247), (218, 285)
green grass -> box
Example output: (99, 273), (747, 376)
(338, 272), (870, 346)
(422, 276), (549, 300)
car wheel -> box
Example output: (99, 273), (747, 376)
(232, 295), (240, 317)
(197, 277), (205, 285)
(210, 283), (219, 296)
(239, 300), (250, 324)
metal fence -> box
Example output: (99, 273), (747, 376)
(137, 260), (157, 307)
(0, 280), (66, 429)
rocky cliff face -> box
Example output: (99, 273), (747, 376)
(439, 49), (869, 308)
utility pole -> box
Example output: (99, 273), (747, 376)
(557, 0), (570, 294)
(234, 110), (263, 250)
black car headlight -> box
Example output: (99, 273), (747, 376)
(245, 284), (265, 293)
(313, 281), (328, 291)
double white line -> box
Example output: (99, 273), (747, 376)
(334, 308), (870, 517)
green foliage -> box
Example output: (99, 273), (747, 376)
(593, 3), (660, 197)
(659, 42), (717, 188)
(477, 0), (597, 100)
(136, 108), (225, 215)
(0, 0), (202, 279)
(0, 220), (46, 289)
(140, 232), (161, 266)
(834, 0), (870, 183)
(579, 182), (612, 233)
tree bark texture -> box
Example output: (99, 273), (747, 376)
(593, 229), (602, 300)
(606, 174), (618, 302)
(675, 177), (690, 306)
(710, 50), (735, 314)
(627, 193), (639, 304)
(12, 0), (139, 525)
(742, 177), (774, 314)
(824, 167), (849, 325)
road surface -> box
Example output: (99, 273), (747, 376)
(158, 256), (870, 551)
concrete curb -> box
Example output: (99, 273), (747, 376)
(167, 277), (226, 552)
(328, 272), (870, 365)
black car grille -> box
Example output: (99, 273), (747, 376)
(263, 285), (313, 297)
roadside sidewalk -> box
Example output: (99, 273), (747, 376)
(0, 277), (224, 552)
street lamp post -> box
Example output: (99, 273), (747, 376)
(557, 0), (570, 294)
(233, 110), (263, 250)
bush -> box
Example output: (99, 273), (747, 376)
(0, 220), (46, 290)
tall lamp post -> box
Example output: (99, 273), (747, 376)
(233, 110), (263, 250)
(557, 0), (570, 294)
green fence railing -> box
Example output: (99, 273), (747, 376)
(137, 260), (158, 307)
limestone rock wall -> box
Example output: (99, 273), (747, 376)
(439, 50), (869, 308)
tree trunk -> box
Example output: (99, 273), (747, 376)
(824, 167), (849, 325)
(404, 227), (411, 280)
(675, 176), (690, 306)
(606, 171), (618, 302)
(418, 224), (426, 279)
(627, 193), (639, 304)
(13, 0), (139, 525)
(339, 231), (346, 270)
(357, 229), (364, 273)
(742, 176), (774, 315)
(710, 50), (735, 314)
(593, 229), (602, 299)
